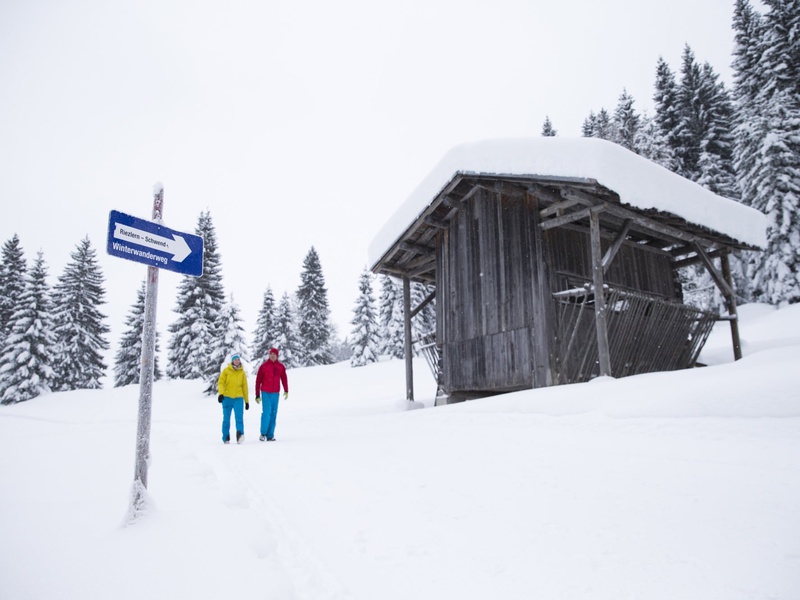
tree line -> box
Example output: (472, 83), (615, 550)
(0, 211), (434, 404)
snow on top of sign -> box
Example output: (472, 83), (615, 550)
(368, 137), (767, 267)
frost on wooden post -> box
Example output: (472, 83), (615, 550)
(123, 478), (154, 526)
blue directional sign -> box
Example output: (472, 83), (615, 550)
(107, 210), (204, 277)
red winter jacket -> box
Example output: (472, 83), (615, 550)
(255, 359), (288, 395)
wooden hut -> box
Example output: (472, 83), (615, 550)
(369, 138), (767, 404)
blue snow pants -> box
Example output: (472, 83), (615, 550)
(259, 392), (280, 439)
(221, 396), (244, 442)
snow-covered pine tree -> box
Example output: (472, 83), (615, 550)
(593, 108), (615, 141)
(0, 234), (27, 345)
(0, 251), (55, 404)
(732, 0), (767, 211)
(410, 281), (436, 352)
(251, 286), (277, 370)
(378, 275), (404, 359)
(740, 0), (800, 304)
(205, 294), (249, 393)
(696, 62), (738, 199)
(349, 269), (380, 367)
(653, 57), (682, 172)
(51, 237), (110, 391)
(113, 282), (162, 387)
(296, 247), (333, 366)
(273, 292), (301, 368)
(541, 116), (558, 137)
(166, 210), (226, 380)
(612, 89), (641, 152)
(581, 111), (597, 137)
(675, 45), (706, 182)
(634, 113), (673, 168)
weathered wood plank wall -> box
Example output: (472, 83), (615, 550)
(438, 188), (539, 393)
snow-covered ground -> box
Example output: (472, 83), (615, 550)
(2, 303), (799, 600)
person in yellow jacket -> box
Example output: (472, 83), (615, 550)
(217, 354), (249, 444)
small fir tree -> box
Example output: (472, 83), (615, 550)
(251, 286), (277, 370)
(296, 247), (333, 366)
(541, 116), (558, 137)
(612, 89), (641, 151)
(349, 269), (380, 367)
(378, 275), (404, 359)
(206, 295), (249, 393)
(113, 282), (162, 388)
(51, 237), (110, 391)
(273, 292), (302, 368)
(0, 251), (55, 404)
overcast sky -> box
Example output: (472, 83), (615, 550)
(0, 0), (741, 357)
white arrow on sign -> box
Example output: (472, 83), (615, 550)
(113, 223), (192, 263)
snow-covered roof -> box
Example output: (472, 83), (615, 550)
(369, 137), (767, 268)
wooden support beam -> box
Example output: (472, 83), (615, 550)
(401, 251), (436, 271)
(399, 240), (435, 255)
(671, 247), (725, 270)
(590, 209), (613, 377)
(600, 202), (700, 245)
(720, 251), (742, 361)
(423, 215), (449, 229)
(539, 206), (597, 231)
(602, 219), (632, 273)
(558, 186), (597, 207)
(403, 276), (414, 401)
(528, 183), (564, 206)
(410, 289), (436, 319)
(539, 198), (586, 218)
(692, 243), (734, 299)
(408, 261), (436, 279)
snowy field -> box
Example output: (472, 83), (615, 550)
(1, 303), (799, 600)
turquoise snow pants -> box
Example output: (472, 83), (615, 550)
(259, 392), (280, 439)
(221, 396), (244, 442)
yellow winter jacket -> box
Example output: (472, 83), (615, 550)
(217, 364), (249, 403)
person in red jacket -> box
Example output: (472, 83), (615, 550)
(254, 347), (289, 441)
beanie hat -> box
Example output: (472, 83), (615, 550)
(269, 348), (279, 356)
(231, 354), (240, 362)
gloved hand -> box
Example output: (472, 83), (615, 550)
(245, 402), (249, 411)
(218, 394), (223, 403)
(283, 392), (288, 400)
(255, 396), (261, 404)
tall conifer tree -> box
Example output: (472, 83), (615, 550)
(653, 57), (682, 171)
(167, 210), (226, 379)
(0, 234), (27, 345)
(296, 247), (333, 366)
(51, 237), (109, 390)
(0, 252), (55, 403)
(738, 0), (800, 303)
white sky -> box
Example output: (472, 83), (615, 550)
(0, 0), (742, 353)
(1, 302), (799, 599)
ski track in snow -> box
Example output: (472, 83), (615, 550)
(193, 438), (356, 600)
